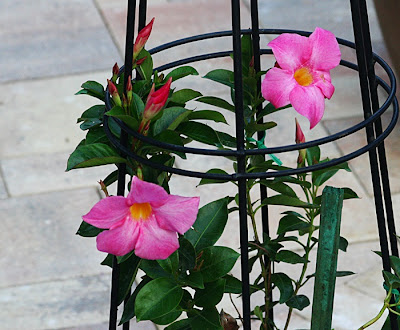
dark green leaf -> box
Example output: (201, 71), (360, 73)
(306, 146), (321, 166)
(203, 69), (234, 89)
(66, 143), (126, 171)
(76, 81), (105, 101)
(101, 254), (113, 267)
(306, 270), (355, 279)
(131, 92), (145, 120)
(117, 253), (141, 305)
(390, 256), (400, 277)
(140, 260), (174, 280)
(188, 110), (228, 124)
(77, 105), (105, 130)
(157, 250), (179, 274)
(152, 107), (190, 135)
(102, 170), (119, 187)
(223, 274), (242, 294)
(152, 309), (182, 325)
(76, 220), (103, 237)
(199, 246), (240, 283)
(261, 195), (318, 209)
(271, 272), (294, 303)
(256, 103), (291, 119)
(275, 250), (308, 264)
(277, 214), (310, 235)
(165, 319), (192, 330)
(182, 271), (204, 289)
(261, 180), (297, 198)
(285, 295), (310, 311)
(177, 121), (220, 146)
(135, 278), (183, 321)
(195, 96), (235, 112)
(312, 161), (351, 187)
(246, 122), (277, 137)
(136, 49), (153, 81)
(170, 89), (202, 104)
(189, 307), (223, 330)
(273, 175), (312, 189)
(194, 278), (225, 308)
(178, 237), (196, 271)
(343, 187), (360, 200)
(216, 131), (237, 148)
(197, 169), (231, 186)
(105, 106), (139, 131)
(165, 66), (199, 82)
(383, 270), (400, 289)
(184, 197), (229, 251)
(85, 126), (109, 145)
(339, 236), (349, 252)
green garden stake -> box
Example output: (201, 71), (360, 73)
(310, 186), (344, 330)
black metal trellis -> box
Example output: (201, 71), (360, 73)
(103, 0), (399, 329)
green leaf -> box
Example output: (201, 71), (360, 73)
(273, 175), (312, 189)
(117, 253), (141, 305)
(165, 319), (192, 330)
(199, 246), (240, 283)
(152, 107), (190, 135)
(157, 250), (179, 274)
(136, 49), (153, 81)
(277, 214), (310, 235)
(76, 220), (103, 237)
(194, 278), (225, 308)
(306, 270), (355, 279)
(102, 170), (119, 187)
(140, 260), (174, 280)
(383, 270), (400, 289)
(188, 110), (228, 124)
(256, 103), (291, 119)
(184, 197), (229, 251)
(178, 237), (196, 271)
(253, 306), (263, 322)
(312, 161), (351, 187)
(151, 130), (186, 159)
(197, 169), (231, 186)
(223, 274), (242, 294)
(285, 295), (310, 311)
(170, 89), (202, 104)
(261, 180), (297, 198)
(203, 69), (234, 89)
(306, 146), (321, 166)
(131, 92), (145, 119)
(195, 96), (235, 112)
(246, 122), (277, 137)
(275, 250), (308, 264)
(85, 127), (109, 145)
(381, 314), (400, 330)
(76, 80), (105, 101)
(152, 309), (182, 325)
(66, 143), (126, 171)
(216, 131), (237, 148)
(77, 105), (105, 130)
(390, 256), (400, 277)
(135, 278), (183, 321)
(339, 236), (349, 252)
(165, 66), (199, 82)
(189, 307), (223, 330)
(271, 272), (294, 303)
(343, 187), (359, 200)
(182, 271), (204, 289)
(177, 121), (220, 146)
(261, 195), (318, 209)
(105, 106), (139, 131)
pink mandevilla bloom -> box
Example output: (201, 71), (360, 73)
(82, 176), (200, 260)
(262, 27), (341, 129)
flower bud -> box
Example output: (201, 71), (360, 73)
(133, 18), (155, 60)
(134, 56), (147, 67)
(107, 79), (122, 107)
(142, 77), (172, 122)
(126, 76), (133, 105)
(295, 118), (306, 166)
(112, 62), (119, 83)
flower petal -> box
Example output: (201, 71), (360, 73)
(96, 217), (139, 256)
(82, 196), (130, 229)
(153, 195), (200, 234)
(134, 218), (179, 260)
(314, 71), (335, 99)
(269, 33), (311, 71)
(262, 68), (297, 108)
(309, 27), (341, 71)
(127, 176), (169, 205)
(289, 85), (325, 129)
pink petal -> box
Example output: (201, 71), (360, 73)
(82, 196), (130, 229)
(314, 71), (335, 99)
(289, 85), (325, 129)
(127, 176), (169, 206)
(153, 195), (200, 234)
(262, 68), (297, 108)
(269, 33), (311, 71)
(134, 219), (179, 260)
(96, 217), (140, 256)
(309, 27), (341, 71)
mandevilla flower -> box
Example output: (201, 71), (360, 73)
(133, 17), (155, 60)
(262, 27), (341, 129)
(142, 77), (172, 122)
(83, 176), (200, 260)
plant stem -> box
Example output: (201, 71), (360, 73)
(358, 287), (392, 329)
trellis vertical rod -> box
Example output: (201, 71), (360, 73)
(110, 0), (137, 329)
(350, 1), (398, 329)
(250, 0), (273, 325)
(358, 0), (398, 258)
(231, 0), (251, 329)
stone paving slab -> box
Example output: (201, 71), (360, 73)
(0, 71), (111, 158)
(0, 188), (106, 288)
(1, 151), (114, 197)
(0, 0), (122, 83)
(0, 174), (8, 199)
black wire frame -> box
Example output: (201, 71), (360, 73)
(105, 0), (399, 329)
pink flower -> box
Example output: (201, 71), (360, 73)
(82, 176), (200, 260)
(142, 77), (172, 122)
(133, 18), (155, 60)
(262, 27), (341, 129)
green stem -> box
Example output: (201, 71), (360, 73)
(358, 287), (392, 329)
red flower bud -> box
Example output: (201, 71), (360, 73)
(133, 18), (155, 60)
(112, 62), (119, 83)
(143, 77), (172, 121)
(107, 79), (122, 107)
(295, 118), (306, 166)
(134, 56), (147, 67)
(126, 76), (133, 105)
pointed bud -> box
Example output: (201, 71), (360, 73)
(126, 76), (133, 105)
(134, 56), (147, 67)
(142, 77), (172, 121)
(112, 62), (119, 83)
(295, 118), (306, 166)
(133, 17), (155, 60)
(107, 79), (122, 107)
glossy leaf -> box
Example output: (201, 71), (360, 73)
(203, 69), (234, 89)
(77, 105), (105, 130)
(306, 146), (321, 166)
(85, 126), (109, 145)
(277, 214), (310, 235)
(157, 250), (179, 275)
(170, 89), (202, 104)
(140, 259), (174, 280)
(137, 49), (153, 81)
(188, 110), (228, 124)
(165, 66), (199, 82)
(197, 169), (231, 186)
(76, 220), (103, 237)
(223, 274), (242, 294)
(152, 107), (190, 135)
(66, 143), (126, 171)
(151, 130), (186, 159)
(178, 237), (196, 271)
(194, 278), (225, 308)
(184, 197), (229, 251)
(165, 319), (192, 330)
(135, 278), (183, 321)
(177, 121), (220, 146)
(182, 271), (204, 289)
(275, 250), (308, 264)
(117, 253), (141, 305)
(261, 195), (318, 209)
(131, 92), (145, 119)
(312, 161), (351, 187)
(339, 236), (349, 252)
(285, 294), (310, 311)
(199, 246), (240, 283)
(76, 80), (105, 101)
(189, 307), (223, 330)
(152, 309), (182, 325)
(195, 96), (235, 112)
(271, 272), (294, 303)
(246, 122), (277, 137)
(261, 180), (297, 198)
(105, 106), (139, 131)
(390, 256), (400, 277)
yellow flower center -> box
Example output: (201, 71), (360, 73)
(294, 67), (313, 86)
(130, 203), (152, 221)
